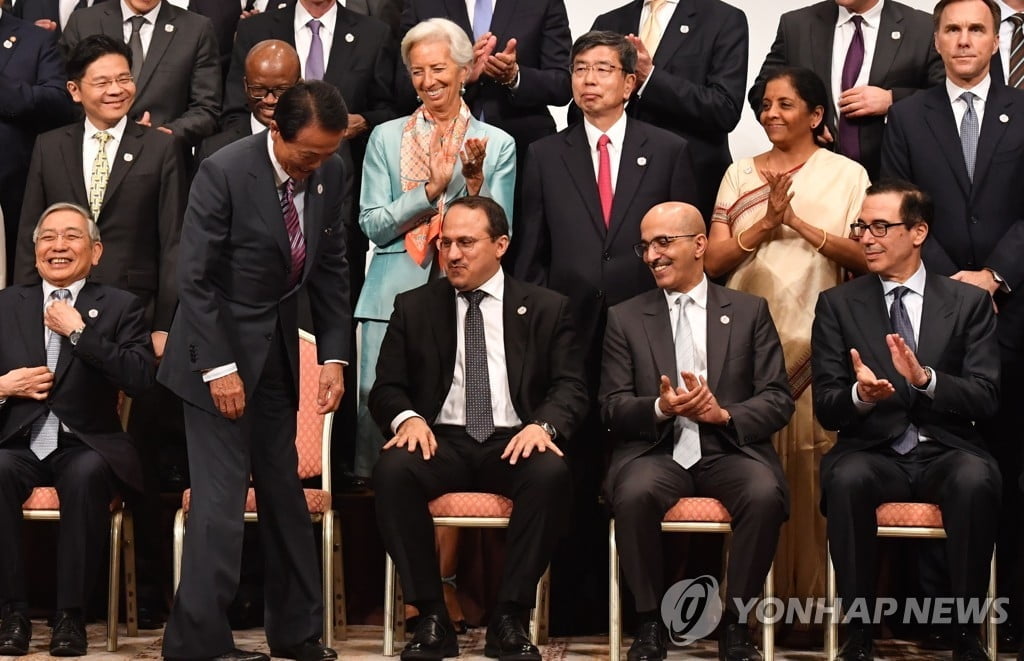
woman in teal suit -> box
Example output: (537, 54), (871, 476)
(354, 17), (515, 478)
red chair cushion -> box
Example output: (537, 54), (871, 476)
(876, 502), (943, 528)
(428, 492), (514, 518)
(663, 497), (732, 523)
(23, 487), (121, 512)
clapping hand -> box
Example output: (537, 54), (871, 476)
(761, 170), (795, 229)
(425, 126), (459, 201)
(460, 137), (488, 196)
(850, 348), (895, 402)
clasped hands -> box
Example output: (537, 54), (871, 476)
(385, 416), (562, 465)
(850, 334), (929, 403)
(760, 170), (796, 230)
(658, 371), (729, 425)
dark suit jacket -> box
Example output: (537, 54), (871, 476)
(10, 0), (114, 34)
(0, 10), (76, 267)
(0, 282), (155, 491)
(880, 83), (1024, 361)
(599, 284), (793, 511)
(14, 122), (187, 332)
(512, 117), (697, 354)
(812, 272), (1000, 495)
(368, 275), (589, 442)
(188, 0), (241, 80)
(195, 120), (251, 165)
(61, 1), (222, 147)
(590, 0), (748, 221)
(397, 0), (571, 149)
(158, 131), (351, 413)
(749, 0), (943, 179)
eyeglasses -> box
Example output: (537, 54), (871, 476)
(571, 63), (624, 78)
(244, 80), (297, 101)
(633, 234), (699, 258)
(437, 236), (495, 251)
(83, 75), (134, 90)
(37, 230), (88, 243)
(849, 221), (907, 238)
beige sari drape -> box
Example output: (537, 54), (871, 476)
(712, 149), (870, 605)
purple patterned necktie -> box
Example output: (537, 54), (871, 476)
(306, 19), (325, 81)
(838, 15), (865, 161)
(281, 179), (306, 289)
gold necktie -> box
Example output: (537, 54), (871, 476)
(640, 0), (668, 55)
(89, 131), (112, 220)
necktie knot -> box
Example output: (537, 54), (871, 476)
(283, 178), (295, 199)
(597, 134), (611, 151)
(94, 130), (112, 147)
(307, 18), (322, 35)
(960, 91), (977, 108)
(647, 0), (666, 12)
(128, 15), (146, 30)
(52, 288), (71, 302)
(850, 14), (864, 29)
(890, 285), (909, 303)
(1010, 12), (1024, 28)
(463, 289), (486, 308)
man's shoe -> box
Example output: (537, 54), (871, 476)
(0, 611), (31, 655)
(269, 639), (337, 661)
(165, 649), (270, 661)
(49, 611), (87, 657)
(484, 613), (541, 661)
(400, 613), (458, 661)
(137, 604), (166, 630)
(719, 623), (762, 661)
(952, 631), (990, 661)
(837, 627), (874, 661)
(626, 621), (667, 661)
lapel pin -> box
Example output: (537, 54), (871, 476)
(2, 40), (11, 49)
(891, 31), (901, 40)
(317, 183), (324, 194)
(679, 25), (689, 33)
(165, 24), (174, 32)
(720, 315), (730, 325)
(637, 156), (647, 166)
(1000, 114), (1009, 123)
(123, 153), (134, 162)
(517, 306), (527, 315)
(88, 309), (98, 318)
(345, 33), (355, 43)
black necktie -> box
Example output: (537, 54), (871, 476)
(462, 290), (494, 443)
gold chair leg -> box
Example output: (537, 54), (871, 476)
(762, 562), (774, 661)
(123, 512), (138, 637)
(987, 547), (997, 661)
(322, 511), (334, 648)
(172, 508), (186, 592)
(107, 509), (122, 652)
(383, 552), (398, 656)
(826, 541), (838, 661)
(609, 519), (621, 661)
(529, 564), (550, 645)
(333, 513), (346, 641)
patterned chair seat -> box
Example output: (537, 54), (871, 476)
(663, 497), (732, 523)
(23, 487), (122, 512)
(428, 492), (514, 518)
(875, 502), (943, 528)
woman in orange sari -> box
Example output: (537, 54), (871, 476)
(705, 67), (869, 605)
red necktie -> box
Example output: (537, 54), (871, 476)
(597, 134), (612, 227)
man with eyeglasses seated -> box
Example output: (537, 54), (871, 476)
(196, 39), (301, 165)
(601, 201), (792, 661)
(812, 179), (1001, 661)
(370, 195), (588, 661)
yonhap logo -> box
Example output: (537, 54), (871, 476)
(660, 575), (723, 646)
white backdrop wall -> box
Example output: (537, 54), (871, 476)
(555, 0), (938, 158)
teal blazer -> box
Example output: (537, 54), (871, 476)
(354, 114), (516, 322)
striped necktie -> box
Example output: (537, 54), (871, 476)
(1008, 13), (1024, 89)
(281, 179), (306, 288)
(30, 289), (72, 460)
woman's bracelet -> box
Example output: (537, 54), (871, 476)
(815, 227), (828, 252)
(736, 227), (755, 253)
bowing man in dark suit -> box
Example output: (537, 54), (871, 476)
(601, 202), (792, 661)
(812, 180), (1001, 661)
(61, 0), (222, 147)
(589, 0), (749, 222)
(750, 0), (943, 180)
(370, 196), (588, 661)
(159, 81), (350, 661)
(0, 7), (76, 282)
(0, 203), (154, 657)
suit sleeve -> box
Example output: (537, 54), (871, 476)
(13, 137), (46, 285)
(890, 40), (944, 103)
(154, 136), (187, 331)
(748, 14), (790, 113)
(525, 295), (588, 440)
(929, 287), (1000, 420)
(163, 18), (222, 146)
(367, 292), (418, 436)
(511, 143), (549, 285)
(506, 0), (572, 109)
(599, 305), (665, 442)
(811, 290), (862, 431)
(0, 29), (76, 130)
(637, 8), (748, 134)
(306, 159), (352, 363)
(72, 293), (156, 398)
(670, 140), (699, 210)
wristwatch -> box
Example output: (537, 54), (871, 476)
(69, 326), (85, 346)
(532, 420), (557, 439)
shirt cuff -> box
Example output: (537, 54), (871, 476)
(851, 382), (875, 413)
(508, 66), (521, 91)
(391, 410), (423, 435)
(911, 367), (937, 399)
(202, 363), (238, 382)
(654, 397), (671, 422)
(637, 67), (655, 97)
(324, 359), (348, 366)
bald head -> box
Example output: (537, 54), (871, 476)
(638, 202), (708, 293)
(244, 40), (301, 126)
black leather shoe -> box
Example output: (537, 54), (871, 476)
(401, 613), (458, 661)
(952, 631), (990, 661)
(0, 611), (31, 656)
(626, 621), (667, 661)
(719, 623), (761, 661)
(837, 627), (874, 661)
(49, 611), (87, 657)
(484, 613), (541, 661)
(136, 604), (166, 630)
(165, 649), (270, 661)
(269, 639), (337, 661)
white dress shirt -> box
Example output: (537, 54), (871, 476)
(81, 116), (128, 200)
(582, 112), (628, 196)
(391, 268), (521, 434)
(830, 0), (884, 120)
(654, 275), (709, 421)
(120, 0), (162, 57)
(946, 75), (991, 135)
(294, 1), (337, 78)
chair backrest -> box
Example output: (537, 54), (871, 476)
(296, 330), (334, 490)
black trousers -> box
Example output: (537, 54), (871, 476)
(162, 332), (323, 658)
(0, 436), (115, 610)
(373, 425), (571, 608)
(609, 450), (786, 614)
(824, 442), (1001, 610)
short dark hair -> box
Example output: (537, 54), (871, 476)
(933, 0), (1001, 32)
(445, 196), (509, 238)
(570, 31), (637, 75)
(66, 34), (132, 82)
(865, 178), (934, 228)
(274, 80), (348, 140)
(761, 66), (829, 139)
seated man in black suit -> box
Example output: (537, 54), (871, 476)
(370, 195), (589, 661)
(812, 180), (1002, 661)
(601, 202), (792, 661)
(0, 202), (155, 657)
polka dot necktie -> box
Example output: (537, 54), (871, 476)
(462, 290), (494, 443)
(30, 288), (71, 460)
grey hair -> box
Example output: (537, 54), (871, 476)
(32, 202), (101, 243)
(401, 18), (474, 70)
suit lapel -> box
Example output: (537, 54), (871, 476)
(488, 0), (518, 41)
(103, 124), (146, 211)
(560, 124), (607, 238)
(850, 280), (911, 402)
(704, 285), (731, 394)
(867, 2), (905, 86)
(271, 6), (296, 42)
(607, 119), (648, 247)
(325, 6), (361, 80)
(809, 3), (838, 108)
(443, 0), (472, 36)
(432, 282), (458, 400)
(916, 274), (954, 370)
(16, 287), (46, 368)
(101, 3), (124, 41)
(135, 3), (176, 94)
(0, 14), (20, 75)
(971, 84), (1014, 196)
(60, 124), (90, 207)
(502, 276), (528, 404)
(923, 87), (972, 197)
(250, 140), (292, 263)
(54, 284), (105, 387)
(641, 291), (675, 384)
(652, 0), (695, 67)
(302, 170), (324, 281)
